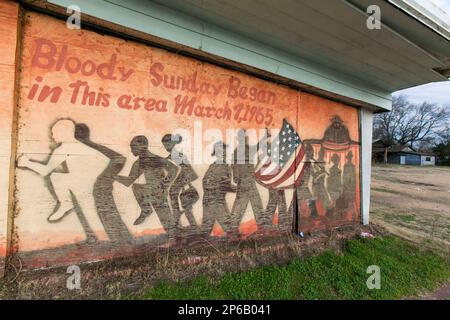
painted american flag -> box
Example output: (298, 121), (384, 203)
(254, 119), (310, 189)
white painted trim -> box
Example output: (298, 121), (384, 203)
(360, 108), (373, 225)
(387, 0), (450, 41)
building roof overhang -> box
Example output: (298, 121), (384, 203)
(23, 0), (450, 112)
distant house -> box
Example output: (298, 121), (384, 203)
(372, 139), (389, 163)
(372, 141), (436, 166)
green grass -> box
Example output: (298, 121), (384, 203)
(133, 237), (450, 300)
(371, 187), (402, 195)
(399, 215), (416, 223)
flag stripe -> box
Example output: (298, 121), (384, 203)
(256, 146), (301, 185)
(255, 156), (280, 180)
(255, 161), (281, 181)
(265, 146), (306, 189)
(261, 146), (305, 188)
(254, 119), (310, 190)
(276, 160), (310, 189)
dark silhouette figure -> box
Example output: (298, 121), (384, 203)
(265, 189), (287, 226)
(161, 134), (199, 233)
(116, 136), (178, 239)
(342, 152), (356, 202)
(295, 143), (318, 221)
(311, 147), (330, 211)
(327, 153), (343, 209)
(202, 141), (238, 236)
(323, 115), (351, 144)
(259, 129), (287, 228)
(336, 151), (357, 220)
(231, 130), (265, 227)
(75, 123), (133, 244)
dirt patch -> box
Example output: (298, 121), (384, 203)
(371, 165), (450, 254)
(406, 281), (450, 300)
(401, 181), (437, 187)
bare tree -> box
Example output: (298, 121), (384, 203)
(373, 95), (450, 163)
(433, 125), (450, 165)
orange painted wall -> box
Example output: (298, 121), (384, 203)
(0, 0), (19, 275)
(6, 10), (360, 269)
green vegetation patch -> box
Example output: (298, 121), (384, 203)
(134, 236), (450, 300)
(372, 187), (403, 195)
(399, 215), (416, 223)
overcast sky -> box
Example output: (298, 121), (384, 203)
(394, 81), (450, 106)
(394, 0), (450, 107)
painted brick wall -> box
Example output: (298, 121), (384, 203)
(0, 0), (19, 276)
(3, 10), (361, 270)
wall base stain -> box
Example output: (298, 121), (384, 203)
(2, 224), (368, 299)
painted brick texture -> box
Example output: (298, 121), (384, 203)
(0, 0), (19, 276)
(2, 10), (361, 270)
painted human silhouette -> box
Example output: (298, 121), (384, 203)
(342, 151), (356, 203)
(327, 153), (343, 208)
(323, 115), (351, 144)
(115, 136), (178, 239)
(202, 141), (238, 236)
(161, 134), (199, 233)
(17, 119), (108, 243)
(231, 130), (264, 227)
(75, 123), (133, 244)
(311, 147), (330, 212)
(259, 129), (287, 228)
(336, 151), (357, 220)
(295, 143), (318, 220)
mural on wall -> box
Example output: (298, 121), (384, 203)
(13, 12), (360, 264)
(295, 115), (360, 232)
